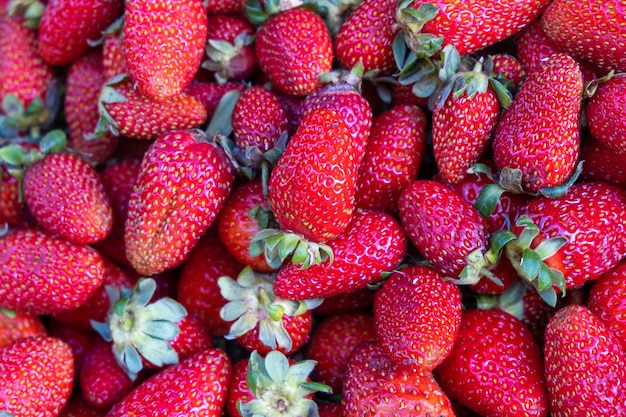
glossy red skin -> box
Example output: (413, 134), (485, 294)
(435, 309), (549, 417)
(407, 0), (549, 57)
(105, 348), (231, 417)
(544, 305), (626, 415)
(0, 228), (105, 315)
(490, 53), (525, 87)
(236, 310), (313, 356)
(587, 260), (626, 351)
(103, 29), (126, 79)
(123, 0), (207, 102)
(184, 80), (245, 120)
(273, 210), (407, 300)
(59, 396), (107, 417)
(38, 0), (124, 66)
(334, 0), (398, 74)
(305, 311), (377, 393)
(216, 179), (276, 272)
(255, 8), (333, 96)
(492, 53), (582, 192)
(268, 109), (357, 243)
(0, 336), (75, 417)
(124, 130), (235, 276)
(318, 402), (343, 417)
(540, 0), (626, 72)
(313, 288), (375, 316)
(586, 73), (626, 154)
(342, 341), (454, 417)
(512, 181), (626, 289)
(398, 179), (489, 278)
(226, 359), (255, 417)
(205, 14), (257, 81)
(580, 137), (626, 188)
(0, 310), (47, 350)
(24, 152), (113, 245)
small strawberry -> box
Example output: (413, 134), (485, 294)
(123, 0), (207, 102)
(101, 16), (126, 79)
(544, 304), (626, 415)
(0, 308), (47, 349)
(104, 348), (231, 417)
(0, 228), (105, 315)
(580, 137), (626, 188)
(587, 259), (626, 351)
(435, 308), (549, 417)
(184, 79), (246, 120)
(586, 72), (626, 155)
(0, 335), (75, 417)
(0, 163), (24, 226)
(124, 129), (235, 276)
(488, 53), (525, 88)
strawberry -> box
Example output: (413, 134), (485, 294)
(540, 0), (626, 72)
(37, 0), (124, 66)
(313, 287), (376, 316)
(374, 265), (462, 371)
(255, 7), (333, 96)
(226, 358), (256, 417)
(305, 311), (378, 393)
(59, 396), (107, 417)
(184, 79), (246, 120)
(488, 53), (525, 88)
(587, 259), (626, 351)
(46, 320), (98, 380)
(206, 0), (244, 14)
(219, 267), (320, 355)
(544, 304), (626, 415)
(0, 228), (105, 315)
(0, 163), (24, 226)
(580, 136), (626, 188)
(435, 308), (549, 417)
(101, 16), (126, 79)
(390, 82), (430, 109)
(334, 0), (398, 74)
(0, 335), (75, 417)
(122, 0), (207, 102)
(124, 129), (235, 276)
(0, 308), (47, 349)
(586, 72), (626, 155)
(342, 341), (454, 416)
(104, 347), (231, 417)
(65, 48), (119, 165)
(492, 53), (583, 192)
(273, 209), (407, 300)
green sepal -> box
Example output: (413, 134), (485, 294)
(474, 183), (506, 219)
(205, 89), (240, 138)
(520, 248), (541, 281)
(39, 129), (67, 154)
(534, 236), (567, 260)
(0, 308), (16, 319)
(86, 74), (127, 140)
(537, 287), (558, 308)
(0, 410), (16, 417)
(0, 144), (28, 166)
(538, 161), (584, 199)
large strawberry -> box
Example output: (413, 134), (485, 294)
(544, 304), (626, 415)
(586, 72), (626, 155)
(123, 0), (207, 102)
(435, 308), (549, 417)
(0, 336), (75, 417)
(0, 228), (105, 315)
(124, 129), (235, 276)
(587, 259), (626, 351)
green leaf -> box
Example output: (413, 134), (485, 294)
(141, 320), (180, 340)
(278, 233), (300, 261)
(0, 144), (27, 166)
(537, 264), (555, 291)
(264, 350), (290, 382)
(227, 312), (260, 338)
(534, 236), (567, 260)
(134, 335), (179, 368)
(291, 240), (310, 266)
(142, 297), (187, 323)
(539, 161), (584, 198)
(118, 343), (142, 376)
(521, 248), (541, 281)
(39, 129), (67, 154)
(266, 303), (285, 321)
(205, 89), (240, 137)
(114, 298), (128, 318)
(412, 74), (439, 98)
(219, 300), (249, 322)
(90, 320), (112, 341)
(537, 286), (557, 307)
(489, 229), (517, 254)
(474, 183), (506, 219)
(516, 216), (539, 248)
(133, 278), (157, 306)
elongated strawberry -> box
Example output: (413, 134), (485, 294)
(0, 228), (105, 315)
(354, 104), (426, 214)
(435, 308), (549, 417)
(587, 260), (626, 351)
(0, 308), (47, 350)
(0, 335), (74, 417)
(124, 129), (234, 276)
(544, 304), (626, 415)
(123, 0), (207, 102)
(255, 7), (333, 96)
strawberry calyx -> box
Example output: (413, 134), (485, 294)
(245, 0), (303, 26)
(396, 2), (443, 58)
(87, 15), (124, 47)
(202, 31), (256, 85)
(305, 0), (361, 36)
(239, 350), (332, 417)
(249, 228), (334, 270)
(90, 277), (187, 381)
(447, 248), (504, 288)
(7, 0), (44, 29)
(0, 410), (15, 417)
(219, 267), (322, 352)
(87, 73), (128, 140)
(0, 80), (61, 138)
(474, 278), (529, 320)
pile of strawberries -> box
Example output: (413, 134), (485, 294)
(1, 0), (625, 415)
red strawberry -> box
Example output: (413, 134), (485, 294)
(544, 304), (626, 415)
(374, 265), (462, 371)
(313, 287), (376, 316)
(0, 163), (25, 226)
(0, 335), (75, 417)
(226, 358), (256, 417)
(0, 228), (105, 315)
(123, 0), (207, 102)
(124, 129), (235, 276)
(540, 0), (626, 72)
(0, 308), (47, 349)
(273, 209), (407, 300)
(342, 341), (454, 416)
(255, 7), (333, 96)
(37, 0), (124, 66)
(59, 396), (107, 417)
(488, 53), (525, 88)
(586, 72), (626, 155)
(104, 348), (231, 417)
(587, 260), (626, 351)
(435, 308), (549, 417)
(492, 53), (583, 192)
(101, 17), (126, 79)
(206, 0), (244, 14)
(184, 79), (246, 120)
(580, 136), (626, 188)
(46, 320), (98, 380)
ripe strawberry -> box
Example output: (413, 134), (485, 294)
(435, 308), (549, 417)
(0, 335), (75, 417)
(23, 151), (113, 245)
(492, 53), (583, 192)
(318, 401), (343, 417)
(390, 82), (430, 109)
(104, 348), (231, 417)
(374, 266), (461, 371)
(226, 358), (256, 417)
(184, 79), (246, 120)
(334, 0), (398, 74)
(580, 137), (626, 188)
(206, 0), (244, 14)
(59, 396), (107, 417)
(0, 308), (47, 349)
(101, 17), (126, 79)
(255, 7), (333, 96)
(342, 341), (454, 416)
(544, 304), (626, 415)
(37, 0), (124, 66)
(540, 0), (626, 72)
(124, 129), (235, 276)
(489, 53), (525, 88)
(305, 311), (378, 393)
(273, 209), (407, 300)
(587, 260), (626, 351)
(0, 228), (105, 315)
(314, 287), (376, 316)
(0, 163), (24, 226)
(46, 320), (98, 380)
(586, 73), (626, 155)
